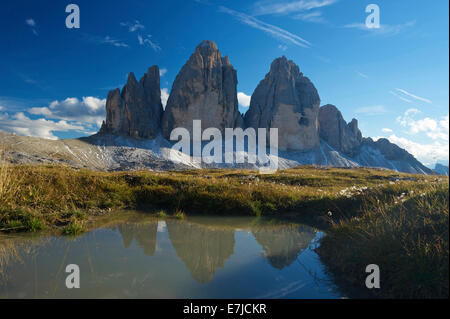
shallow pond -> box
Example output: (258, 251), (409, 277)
(0, 212), (344, 298)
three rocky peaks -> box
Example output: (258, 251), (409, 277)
(100, 40), (363, 154)
(99, 40), (428, 172)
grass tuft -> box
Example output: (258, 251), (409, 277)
(173, 210), (186, 220)
(156, 210), (167, 218)
(317, 182), (449, 299)
(62, 221), (86, 236)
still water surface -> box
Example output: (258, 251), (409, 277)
(0, 212), (344, 298)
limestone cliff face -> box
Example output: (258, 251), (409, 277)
(319, 104), (362, 157)
(161, 40), (243, 139)
(244, 56), (320, 151)
(100, 66), (163, 139)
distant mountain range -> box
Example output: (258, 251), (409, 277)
(434, 163), (449, 176)
(0, 41), (439, 174)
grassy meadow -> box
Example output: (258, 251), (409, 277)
(0, 161), (448, 298)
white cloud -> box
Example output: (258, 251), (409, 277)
(219, 6), (311, 48)
(253, 0), (338, 16)
(161, 88), (169, 109)
(28, 97), (106, 126)
(343, 20), (416, 36)
(0, 106), (3, 111)
(159, 68), (168, 77)
(396, 109), (448, 141)
(137, 34), (161, 51)
(354, 105), (387, 115)
(0, 112), (89, 140)
(395, 88), (432, 104)
(385, 134), (449, 166)
(120, 20), (145, 32)
(440, 115), (449, 132)
(238, 92), (251, 108)
(382, 128), (392, 133)
(278, 44), (288, 51)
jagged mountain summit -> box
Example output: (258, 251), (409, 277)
(245, 56), (320, 151)
(317, 108), (432, 174)
(100, 65), (163, 139)
(319, 104), (362, 157)
(0, 40), (435, 175)
(161, 40), (243, 139)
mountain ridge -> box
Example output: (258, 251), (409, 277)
(0, 40), (434, 175)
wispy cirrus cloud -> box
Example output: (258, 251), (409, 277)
(137, 34), (161, 51)
(354, 105), (388, 116)
(219, 6), (311, 48)
(83, 34), (129, 48)
(103, 36), (129, 48)
(355, 71), (368, 79)
(25, 18), (38, 36)
(252, 0), (338, 16)
(293, 11), (326, 23)
(395, 88), (432, 104)
(120, 20), (145, 32)
(343, 20), (416, 36)
(120, 20), (162, 52)
(389, 90), (412, 103)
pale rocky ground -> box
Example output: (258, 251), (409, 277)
(0, 131), (433, 174)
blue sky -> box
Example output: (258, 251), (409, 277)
(0, 0), (448, 166)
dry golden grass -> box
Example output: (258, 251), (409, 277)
(0, 163), (447, 298)
(0, 164), (446, 234)
(318, 181), (449, 299)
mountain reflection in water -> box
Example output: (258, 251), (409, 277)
(118, 221), (158, 256)
(0, 213), (342, 299)
(167, 220), (235, 283)
(252, 225), (316, 270)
